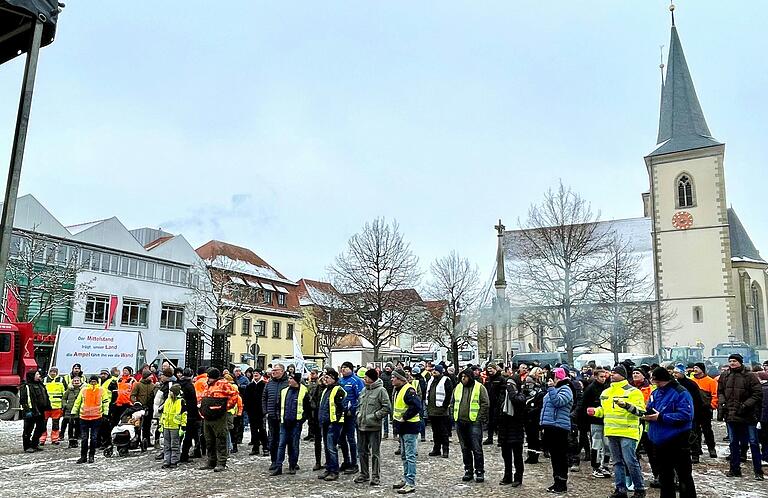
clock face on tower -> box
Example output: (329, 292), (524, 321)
(672, 211), (694, 230)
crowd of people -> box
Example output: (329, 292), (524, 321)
(16, 355), (768, 497)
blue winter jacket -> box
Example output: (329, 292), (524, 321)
(645, 380), (693, 445)
(540, 381), (573, 431)
(338, 372), (365, 412)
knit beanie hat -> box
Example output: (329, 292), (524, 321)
(694, 362), (706, 372)
(434, 365), (445, 374)
(674, 364), (686, 375)
(326, 368), (339, 381)
(611, 364), (627, 379)
(207, 367), (221, 380)
(392, 369), (408, 382)
(412, 366), (421, 375)
(365, 368), (379, 382)
(553, 368), (567, 381)
(728, 353), (744, 365)
(341, 361), (354, 371)
(651, 366), (672, 382)
(292, 373), (303, 384)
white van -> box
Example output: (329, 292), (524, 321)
(573, 352), (660, 371)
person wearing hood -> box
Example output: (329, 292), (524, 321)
(272, 373), (311, 476)
(338, 361), (365, 474)
(354, 368), (392, 486)
(642, 367), (695, 498)
(178, 368), (201, 462)
(497, 375), (526, 486)
(20, 370), (51, 452)
(541, 367), (574, 494)
(426, 364), (453, 458)
(587, 364), (646, 498)
(160, 384), (187, 469)
(451, 368), (490, 484)
(131, 370), (157, 449)
(71, 375), (109, 463)
(39, 366), (67, 446)
(61, 376), (83, 448)
(718, 353), (764, 479)
(691, 362), (718, 460)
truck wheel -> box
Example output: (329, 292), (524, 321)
(0, 391), (19, 421)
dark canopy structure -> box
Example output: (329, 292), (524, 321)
(0, 0), (59, 65)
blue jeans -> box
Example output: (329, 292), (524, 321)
(727, 422), (762, 474)
(339, 410), (357, 466)
(79, 419), (101, 454)
(607, 436), (645, 493)
(399, 433), (418, 486)
(324, 422), (343, 473)
(456, 421), (484, 474)
(276, 421), (303, 469)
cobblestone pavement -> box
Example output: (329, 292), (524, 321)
(0, 420), (764, 498)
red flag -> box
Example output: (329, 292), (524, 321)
(105, 295), (118, 330)
(5, 287), (18, 322)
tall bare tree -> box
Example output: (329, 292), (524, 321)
(590, 236), (673, 362)
(423, 251), (481, 367)
(330, 218), (421, 361)
(186, 256), (257, 345)
(5, 230), (92, 324)
(508, 182), (609, 364)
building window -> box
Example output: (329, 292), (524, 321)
(263, 290), (272, 305)
(752, 283), (764, 346)
(277, 293), (286, 306)
(255, 320), (267, 337)
(160, 304), (185, 330)
(241, 317), (252, 336)
(676, 174), (695, 208)
(121, 299), (149, 327)
(272, 321), (281, 339)
(257, 355), (266, 371)
(110, 255), (119, 274)
(287, 323), (294, 340)
(692, 306), (703, 323)
(85, 294), (111, 324)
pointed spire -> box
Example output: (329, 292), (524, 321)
(649, 9), (722, 157)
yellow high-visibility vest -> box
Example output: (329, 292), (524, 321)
(453, 382), (481, 422)
(280, 384), (308, 423)
(393, 385), (420, 423)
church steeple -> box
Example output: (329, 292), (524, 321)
(649, 7), (722, 157)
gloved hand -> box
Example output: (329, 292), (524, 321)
(758, 422), (762, 430)
(179, 427), (186, 439)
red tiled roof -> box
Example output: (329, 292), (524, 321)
(196, 240), (288, 281)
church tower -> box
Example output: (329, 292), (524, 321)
(645, 7), (734, 351)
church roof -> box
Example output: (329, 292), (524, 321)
(728, 208), (766, 264)
(648, 24), (722, 157)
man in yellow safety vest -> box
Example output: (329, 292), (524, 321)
(317, 368), (346, 482)
(451, 368), (490, 484)
(271, 373), (311, 476)
(40, 366), (67, 445)
(391, 368), (422, 495)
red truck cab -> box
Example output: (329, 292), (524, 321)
(0, 322), (38, 420)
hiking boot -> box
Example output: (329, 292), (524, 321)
(499, 477), (513, 485)
(318, 471), (331, 480)
(87, 456), (94, 464)
(726, 469), (742, 478)
(269, 468), (282, 476)
(287, 467), (296, 475)
(392, 481), (406, 490)
(324, 472), (339, 481)
(213, 465), (227, 472)
(475, 472), (485, 483)
(546, 484), (567, 494)
(76, 456), (87, 464)
(354, 475), (368, 484)
(370, 478), (380, 486)
(155, 453), (164, 461)
(262, 449), (270, 457)
(397, 485), (416, 494)
(428, 449), (441, 457)
(462, 470), (473, 482)
(68, 440), (78, 448)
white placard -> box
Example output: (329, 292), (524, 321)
(53, 327), (139, 374)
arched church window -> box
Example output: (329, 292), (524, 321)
(752, 282), (764, 346)
(676, 174), (695, 208)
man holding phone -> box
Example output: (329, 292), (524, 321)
(643, 367), (696, 498)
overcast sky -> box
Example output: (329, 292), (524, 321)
(0, 1), (765, 289)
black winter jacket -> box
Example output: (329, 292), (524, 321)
(178, 378), (200, 422)
(262, 375), (289, 419)
(718, 366), (763, 424)
(20, 372), (50, 417)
